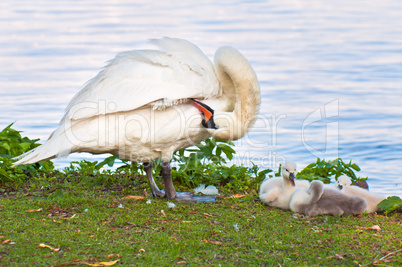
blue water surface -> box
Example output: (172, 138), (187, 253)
(0, 0), (401, 196)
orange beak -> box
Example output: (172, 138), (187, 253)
(191, 99), (213, 124)
(191, 99), (218, 129)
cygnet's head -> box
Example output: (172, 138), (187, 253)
(337, 176), (352, 189)
(282, 161), (297, 186)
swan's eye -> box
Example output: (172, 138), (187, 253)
(285, 169), (288, 172)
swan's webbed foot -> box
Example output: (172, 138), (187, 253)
(143, 162), (165, 198)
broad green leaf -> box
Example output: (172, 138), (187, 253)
(377, 196), (402, 213)
(19, 142), (32, 152)
(350, 163), (361, 171)
(0, 143), (11, 152)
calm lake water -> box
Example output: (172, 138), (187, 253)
(1, 0), (401, 197)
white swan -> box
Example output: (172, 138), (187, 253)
(337, 176), (385, 213)
(290, 180), (367, 216)
(259, 161), (309, 209)
(14, 37), (261, 200)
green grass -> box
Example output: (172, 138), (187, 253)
(1, 180), (401, 266)
(1, 125), (401, 266)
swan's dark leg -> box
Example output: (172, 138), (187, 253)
(143, 162), (165, 198)
(161, 161), (177, 200)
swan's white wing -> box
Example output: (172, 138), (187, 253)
(66, 37), (221, 120)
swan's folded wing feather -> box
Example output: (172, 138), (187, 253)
(65, 38), (221, 120)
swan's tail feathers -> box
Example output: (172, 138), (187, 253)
(12, 129), (72, 166)
(13, 145), (54, 165)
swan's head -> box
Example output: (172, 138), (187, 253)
(191, 99), (251, 141)
(282, 161), (297, 186)
(337, 176), (351, 189)
(191, 99), (218, 130)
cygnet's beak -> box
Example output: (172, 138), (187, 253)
(338, 184), (343, 190)
(289, 172), (296, 186)
(191, 99), (218, 129)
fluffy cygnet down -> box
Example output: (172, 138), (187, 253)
(337, 176), (385, 213)
(289, 180), (367, 216)
(259, 161), (309, 210)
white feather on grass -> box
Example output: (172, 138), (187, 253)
(193, 184), (219, 195)
(167, 202), (176, 208)
(233, 223), (240, 231)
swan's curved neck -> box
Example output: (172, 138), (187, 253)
(212, 46), (260, 141)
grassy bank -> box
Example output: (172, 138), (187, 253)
(0, 179), (401, 266)
(0, 125), (401, 266)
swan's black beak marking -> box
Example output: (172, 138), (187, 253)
(289, 172), (296, 186)
(338, 184), (343, 190)
(191, 99), (218, 129)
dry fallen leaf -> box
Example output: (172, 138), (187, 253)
(202, 239), (226, 246)
(365, 225), (382, 232)
(327, 254), (344, 260)
(226, 194), (246, 199)
(107, 254), (121, 259)
(83, 260), (119, 266)
(138, 248), (145, 253)
(39, 243), (60, 252)
(161, 210), (166, 216)
(176, 261), (186, 264)
(54, 259), (81, 267)
(210, 219), (223, 226)
(122, 195), (145, 200)
(26, 208), (43, 213)
(143, 189), (151, 198)
(1, 239), (11, 244)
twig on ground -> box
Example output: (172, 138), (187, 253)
(364, 248), (402, 266)
(126, 222), (151, 229)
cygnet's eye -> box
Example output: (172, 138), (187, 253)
(285, 169), (288, 172)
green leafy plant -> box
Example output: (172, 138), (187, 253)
(377, 196), (402, 214)
(297, 158), (366, 184)
(0, 123), (54, 187)
(173, 137), (236, 166)
(170, 160), (272, 193)
(168, 138), (272, 192)
(1, 125), (380, 199)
